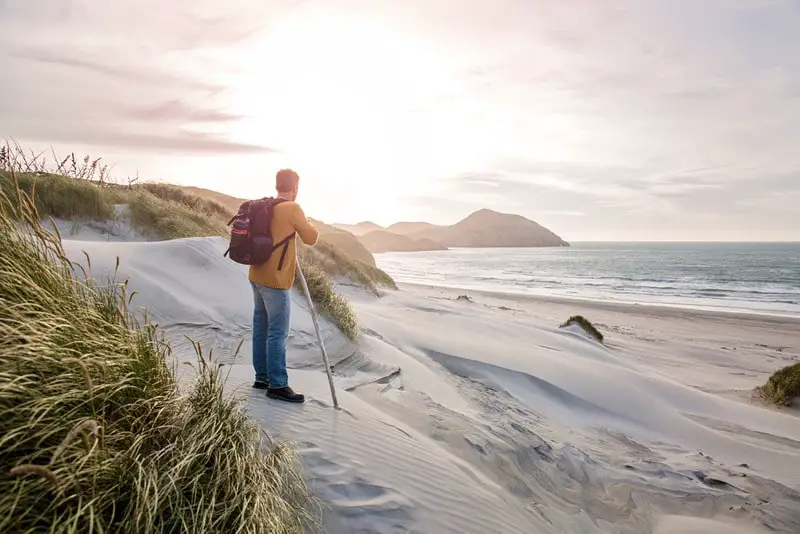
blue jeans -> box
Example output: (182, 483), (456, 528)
(251, 282), (291, 388)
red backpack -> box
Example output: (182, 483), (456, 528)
(224, 197), (295, 268)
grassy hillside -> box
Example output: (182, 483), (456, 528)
(0, 171), (229, 239)
(0, 165), (396, 341)
(0, 184), (315, 533)
(174, 184), (246, 213)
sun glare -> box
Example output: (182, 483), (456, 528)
(220, 9), (483, 223)
(213, 8), (579, 224)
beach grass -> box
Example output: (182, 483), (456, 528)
(2, 170), (228, 239)
(0, 181), (316, 533)
(302, 240), (397, 293)
(358, 260), (398, 290)
(760, 362), (800, 406)
(1, 170), (114, 220)
(560, 315), (604, 343)
(298, 261), (360, 342)
(139, 182), (232, 220)
(124, 188), (229, 239)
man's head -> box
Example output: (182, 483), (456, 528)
(275, 169), (300, 201)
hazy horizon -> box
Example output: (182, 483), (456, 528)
(335, 218), (800, 244)
(2, 0), (799, 241)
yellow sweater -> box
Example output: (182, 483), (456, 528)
(248, 201), (319, 289)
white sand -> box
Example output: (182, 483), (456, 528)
(44, 205), (147, 242)
(58, 233), (800, 534)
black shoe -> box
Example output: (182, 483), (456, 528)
(252, 380), (270, 390)
(267, 386), (305, 403)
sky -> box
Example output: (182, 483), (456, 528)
(1, 0), (799, 241)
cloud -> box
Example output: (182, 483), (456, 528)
(542, 210), (584, 217)
(0, 0), (277, 50)
(14, 49), (224, 93)
(1, 0), (798, 239)
(0, 1), (289, 154)
(425, 151), (799, 237)
(121, 101), (243, 124)
(11, 129), (274, 155)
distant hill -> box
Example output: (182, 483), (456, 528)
(308, 219), (376, 266)
(332, 221), (383, 236)
(410, 209), (568, 248)
(170, 186), (567, 252)
(385, 221), (441, 235)
(359, 230), (447, 253)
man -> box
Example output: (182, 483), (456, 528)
(249, 169), (319, 403)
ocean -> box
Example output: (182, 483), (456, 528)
(374, 242), (800, 318)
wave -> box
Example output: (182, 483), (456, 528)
(376, 243), (800, 317)
(381, 275), (800, 318)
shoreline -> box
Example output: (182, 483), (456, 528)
(395, 281), (800, 325)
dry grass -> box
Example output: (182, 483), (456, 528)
(139, 182), (232, 221)
(299, 240), (397, 295)
(0, 177), (317, 533)
(123, 189), (229, 240)
(760, 362), (800, 406)
(296, 241), (401, 341)
(560, 315), (604, 343)
(298, 262), (360, 342)
(1, 170), (114, 220)
(1, 170), (228, 240)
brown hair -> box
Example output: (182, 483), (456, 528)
(276, 169), (299, 193)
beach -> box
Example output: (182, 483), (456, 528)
(54, 234), (800, 534)
(402, 282), (800, 401)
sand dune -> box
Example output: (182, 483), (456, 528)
(59, 234), (800, 533)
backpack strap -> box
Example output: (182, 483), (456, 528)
(266, 198), (294, 270)
(273, 234), (295, 270)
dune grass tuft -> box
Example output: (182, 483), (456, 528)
(295, 240), (397, 341)
(560, 315), (604, 343)
(297, 261), (360, 342)
(300, 240), (397, 294)
(0, 181), (316, 533)
(359, 260), (398, 290)
(123, 189), (229, 239)
(760, 362), (800, 406)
